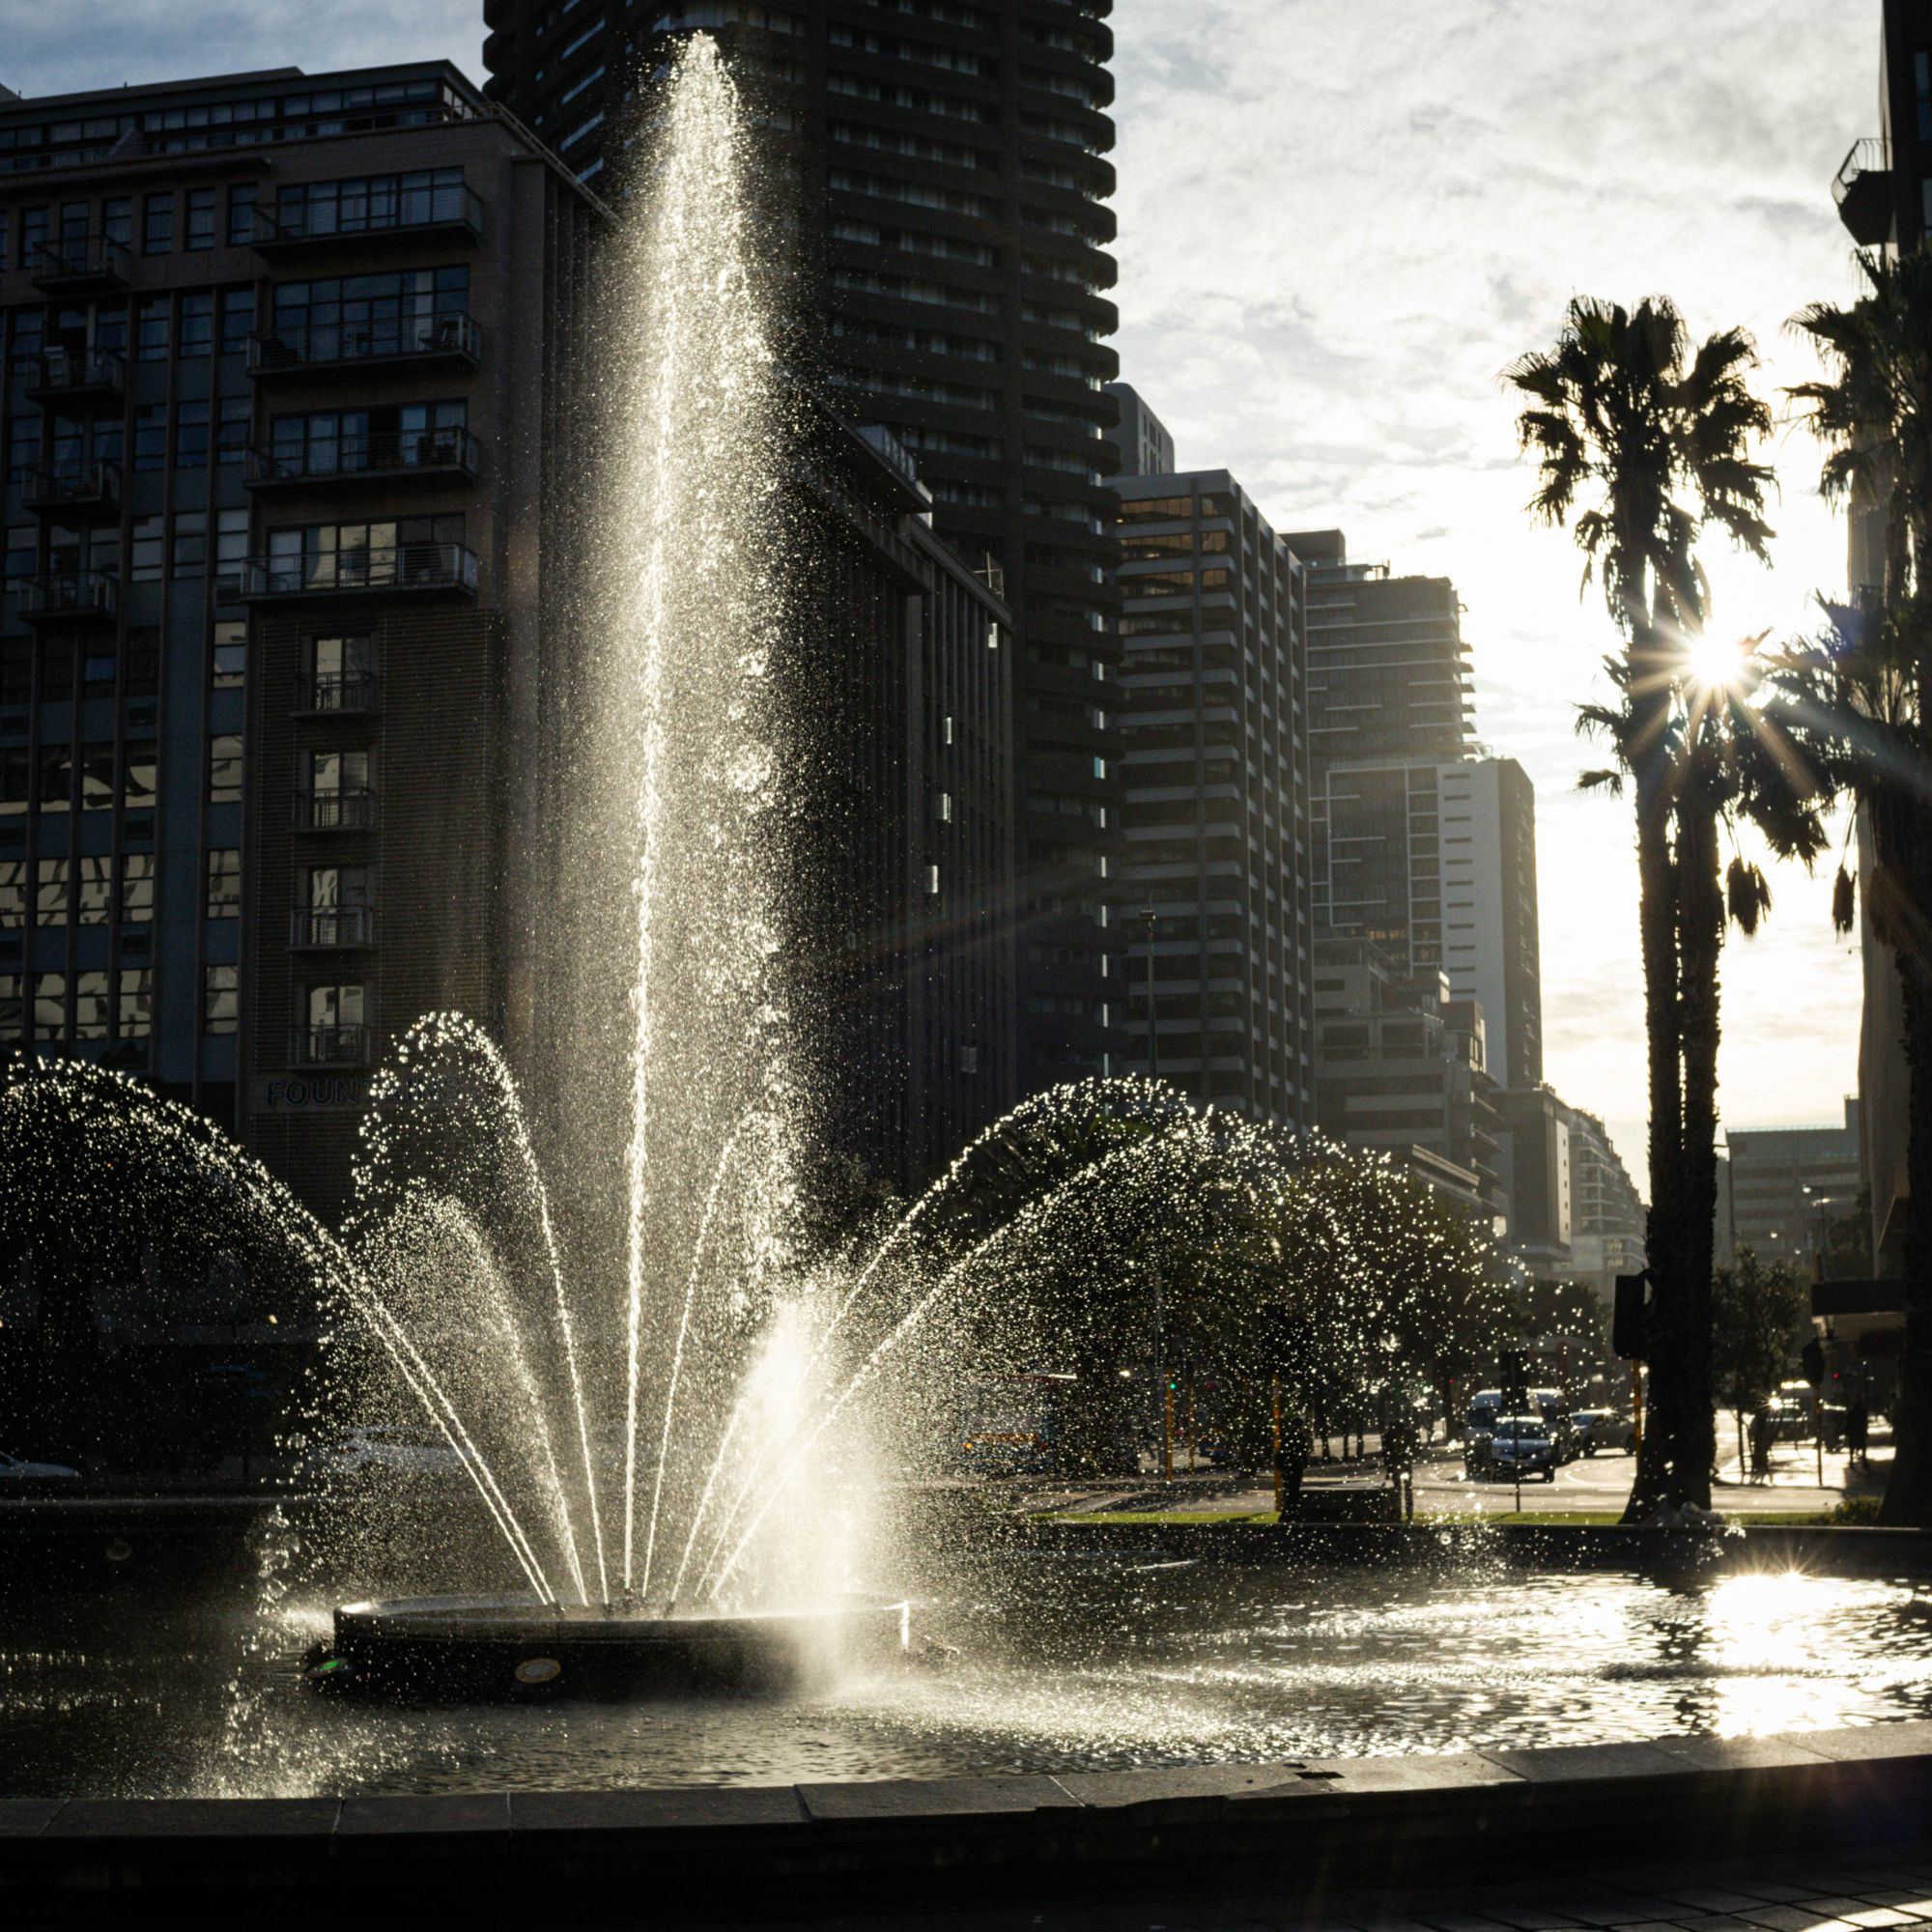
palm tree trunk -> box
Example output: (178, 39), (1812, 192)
(1673, 797), (1722, 1510)
(1625, 661), (1689, 1521)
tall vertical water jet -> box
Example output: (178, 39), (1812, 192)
(590, 37), (801, 1600)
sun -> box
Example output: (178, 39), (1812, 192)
(1684, 631), (1747, 692)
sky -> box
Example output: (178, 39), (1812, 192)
(0, 0), (1881, 1183)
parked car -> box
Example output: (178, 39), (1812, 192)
(1572, 1408), (1634, 1456)
(1483, 1415), (1558, 1483)
(0, 1450), (80, 1482)
(312, 1427), (471, 1477)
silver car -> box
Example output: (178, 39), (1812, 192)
(1572, 1408), (1635, 1456)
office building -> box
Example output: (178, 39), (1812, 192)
(1833, 2), (1925, 1276)
(482, 0), (1125, 1096)
(1722, 1100), (1864, 1279)
(1112, 462), (1315, 1125)
(1106, 380), (1172, 479)
(1496, 1085), (1571, 1273)
(0, 62), (597, 1223)
(1313, 937), (1505, 1222)
(1564, 1105), (1645, 1300)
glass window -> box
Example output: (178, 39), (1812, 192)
(305, 747), (367, 795)
(217, 394), (251, 465)
(0, 860), (24, 925)
(135, 297), (169, 361)
(212, 618), (246, 688)
(120, 852), (154, 923)
(79, 742), (115, 810)
(74, 854), (110, 924)
(0, 641), (30, 705)
(218, 286), (254, 353)
(142, 192), (173, 255)
(209, 733), (242, 803)
(122, 740), (156, 809)
(125, 631), (159, 698)
(226, 184), (257, 247)
(129, 513), (164, 580)
(132, 406), (166, 471)
(213, 513), (247, 597)
(8, 414), (43, 479)
(185, 187), (216, 250)
(204, 963), (238, 1036)
(0, 975), (20, 1042)
(175, 401), (210, 469)
(118, 967), (151, 1038)
(0, 749), (29, 814)
(81, 648), (117, 696)
(73, 970), (108, 1039)
(206, 846), (241, 917)
(178, 292), (213, 358)
(33, 972), (65, 1039)
(101, 198), (131, 246)
(39, 746), (71, 812)
(36, 857), (69, 923)
(306, 981), (363, 1028)
(38, 639), (74, 704)
(172, 509), (208, 575)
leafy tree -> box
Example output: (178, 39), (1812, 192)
(1780, 244), (1932, 1522)
(1507, 298), (1776, 1516)
(1711, 1246), (1809, 1477)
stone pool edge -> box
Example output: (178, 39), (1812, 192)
(3, 1720), (1931, 1917)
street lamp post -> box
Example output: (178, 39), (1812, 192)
(1142, 904), (1167, 1481)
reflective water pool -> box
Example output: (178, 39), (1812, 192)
(4, 1562), (1929, 1797)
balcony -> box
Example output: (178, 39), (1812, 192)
(294, 671), (381, 716)
(289, 904), (374, 949)
(250, 183), (484, 255)
(246, 426), (480, 493)
(288, 1023), (371, 1066)
(23, 347), (126, 411)
(247, 313), (482, 381)
(16, 571), (120, 627)
(23, 458), (122, 520)
(293, 788), (376, 832)
(27, 234), (131, 295)
(1835, 137), (1894, 246)
(243, 542), (478, 602)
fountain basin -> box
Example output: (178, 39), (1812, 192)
(308, 1592), (911, 1701)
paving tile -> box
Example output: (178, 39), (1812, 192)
(1841, 1913), (1918, 1928)
(1294, 1754), (1524, 1795)
(1659, 1893), (1776, 1915)
(1732, 1908), (1856, 1932)
(1479, 1743), (1684, 1785)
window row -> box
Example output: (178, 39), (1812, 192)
(0, 849), (237, 925)
(0, 736), (240, 810)
(3, 286), (256, 362)
(0, 968), (160, 1042)
(0, 626), (242, 705)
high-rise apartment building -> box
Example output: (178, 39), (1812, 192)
(0, 60), (1011, 1221)
(482, 0), (1125, 1097)
(1106, 380), (1172, 479)
(1289, 529), (1474, 768)
(0, 63), (597, 1222)
(1563, 1105), (1645, 1301)
(1112, 463), (1315, 1126)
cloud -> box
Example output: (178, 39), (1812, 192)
(1110, 0), (1872, 1140)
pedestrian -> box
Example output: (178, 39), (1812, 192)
(1847, 1397), (1870, 1469)
(1282, 1410), (1311, 1514)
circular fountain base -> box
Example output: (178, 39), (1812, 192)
(309, 1593), (911, 1702)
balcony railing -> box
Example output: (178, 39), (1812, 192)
(247, 312), (482, 378)
(1835, 137), (1893, 246)
(243, 543), (478, 600)
(23, 346), (126, 409)
(294, 671), (381, 716)
(288, 1023), (371, 1066)
(245, 426), (480, 490)
(251, 183), (483, 251)
(16, 571), (120, 625)
(293, 788), (377, 832)
(23, 458), (122, 517)
(289, 904), (374, 948)
(27, 234), (131, 293)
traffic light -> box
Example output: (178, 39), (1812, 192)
(1612, 1272), (1648, 1360)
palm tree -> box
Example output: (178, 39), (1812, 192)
(1507, 298), (1775, 1516)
